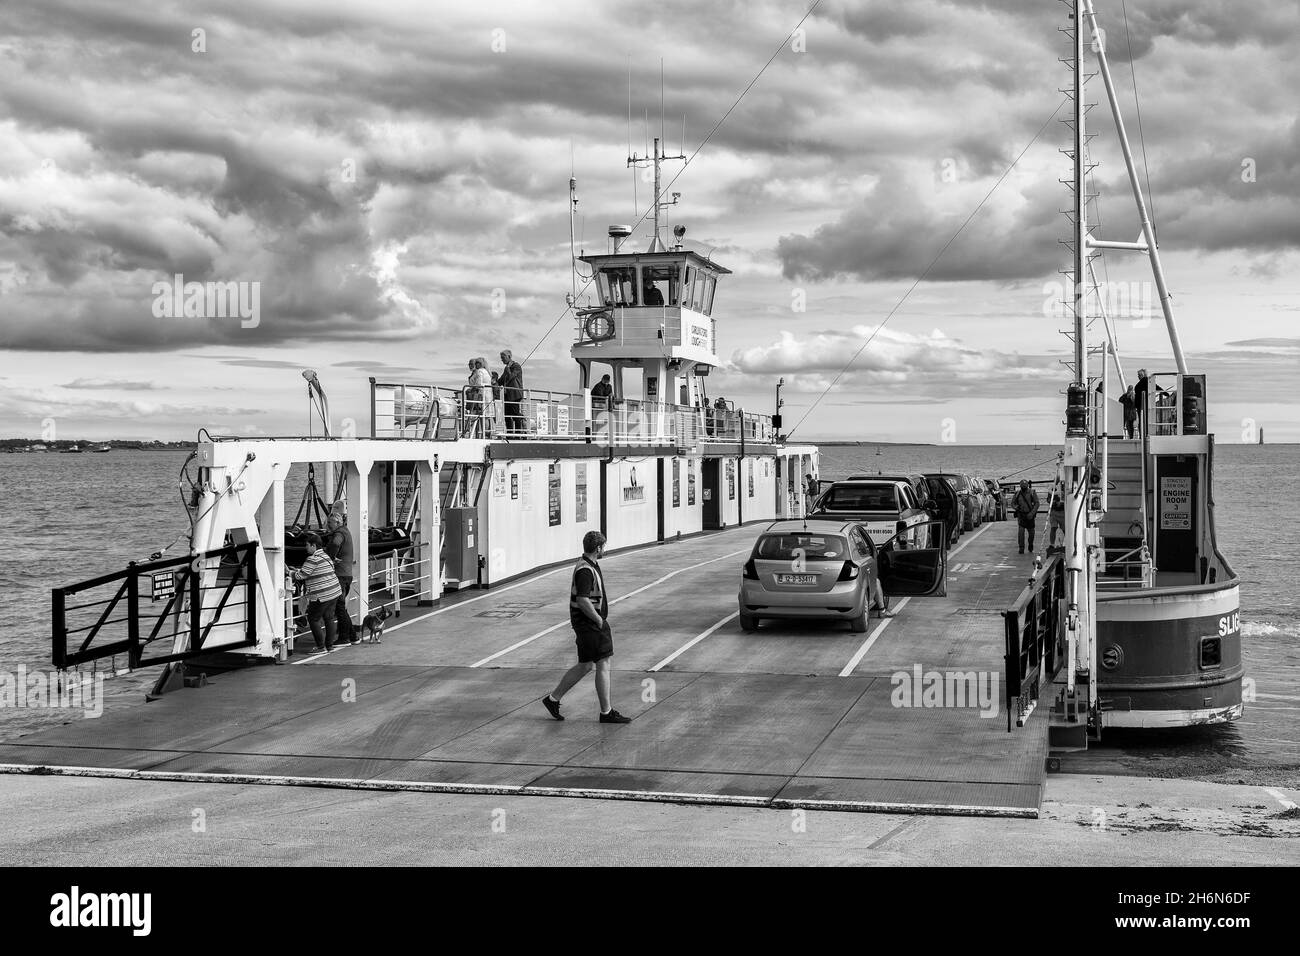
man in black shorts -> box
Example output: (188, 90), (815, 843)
(541, 531), (632, 723)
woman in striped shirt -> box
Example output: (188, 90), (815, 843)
(293, 532), (343, 653)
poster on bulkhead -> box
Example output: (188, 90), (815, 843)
(687, 460), (696, 505)
(521, 465), (534, 511)
(672, 458), (680, 507)
(576, 462), (588, 522)
(620, 461), (646, 506)
(726, 459), (736, 500)
(548, 463), (561, 526)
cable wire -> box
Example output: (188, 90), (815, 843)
(1120, 0), (1156, 239)
(787, 97), (1068, 438)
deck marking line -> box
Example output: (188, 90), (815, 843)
(947, 522), (991, 558)
(607, 548), (750, 607)
(470, 548), (750, 667)
(838, 597), (911, 677)
(471, 621), (571, 667)
(648, 612), (738, 672)
(1263, 787), (1298, 810)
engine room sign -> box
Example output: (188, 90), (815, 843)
(1159, 476), (1191, 530)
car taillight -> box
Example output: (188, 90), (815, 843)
(837, 560), (859, 581)
(743, 558), (759, 580)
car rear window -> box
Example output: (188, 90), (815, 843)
(818, 486), (897, 511)
(755, 533), (848, 560)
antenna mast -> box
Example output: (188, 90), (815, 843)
(627, 60), (685, 251)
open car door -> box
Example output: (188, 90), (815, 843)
(873, 519), (947, 597)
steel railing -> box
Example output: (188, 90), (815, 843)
(1002, 553), (1066, 731)
(53, 543), (258, 670)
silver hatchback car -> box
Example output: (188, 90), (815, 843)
(737, 517), (949, 634)
(738, 519), (878, 633)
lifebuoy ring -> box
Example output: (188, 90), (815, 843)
(581, 309), (616, 342)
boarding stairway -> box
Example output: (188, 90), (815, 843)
(1099, 438), (1149, 587)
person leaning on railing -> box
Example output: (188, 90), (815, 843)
(291, 532), (343, 654)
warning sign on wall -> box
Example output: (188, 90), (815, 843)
(1159, 476), (1192, 530)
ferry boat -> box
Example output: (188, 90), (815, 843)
(42, 0), (1229, 750)
(144, 138), (822, 665)
(1041, 0), (1241, 739)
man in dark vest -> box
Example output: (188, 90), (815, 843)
(541, 531), (632, 723)
(325, 510), (358, 644)
(499, 349), (524, 435)
(1011, 479), (1040, 555)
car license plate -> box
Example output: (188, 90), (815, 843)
(776, 574), (818, 585)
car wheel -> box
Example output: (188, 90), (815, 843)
(849, 609), (869, 633)
(739, 613), (758, 632)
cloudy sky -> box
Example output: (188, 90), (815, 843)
(1, 0), (1297, 443)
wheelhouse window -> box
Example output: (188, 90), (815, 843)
(701, 274), (716, 314)
(642, 263), (680, 306)
(598, 267), (639, 306)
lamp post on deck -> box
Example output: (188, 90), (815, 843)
(774, 377), (785, 442)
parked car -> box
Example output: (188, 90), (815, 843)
(811, 479), (932, 545)
(984, 478), (1007, 521)
(849, 473), (934, 512)
(737, 518), (948, 633)
(969, 475), (993, 522)
(927, 473), (980, 530)
(921, 475), (963, 546)
(853, 472), (952, 548)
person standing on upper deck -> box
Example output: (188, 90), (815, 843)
(499, 349), (524, 436)
(1134, 369), (1165, 438)
(541, 531), (631, 724)
(1120, 384), (1137, 439)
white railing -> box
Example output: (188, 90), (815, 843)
(370, 380), (777, 449)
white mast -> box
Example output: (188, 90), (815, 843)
(1063, 0), (1096, 715)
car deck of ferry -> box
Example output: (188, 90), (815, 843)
(0, 519), (1049, 817)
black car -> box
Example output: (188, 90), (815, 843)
(921, 473), (970, 541)
(849, 473), (934, 511)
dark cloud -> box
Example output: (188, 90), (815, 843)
(0, 0), (1295, 357)
(61, 378), (159, 390)
(776, 165), (1065, 282)
(1224, 337), (1300, 349)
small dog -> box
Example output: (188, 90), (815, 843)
(360, 607), (392, 644)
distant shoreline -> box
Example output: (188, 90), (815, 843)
(0, 439), (191, 450)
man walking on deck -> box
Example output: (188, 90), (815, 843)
(1012, 479), (1040, 554)
(541, 531), (632, 724)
